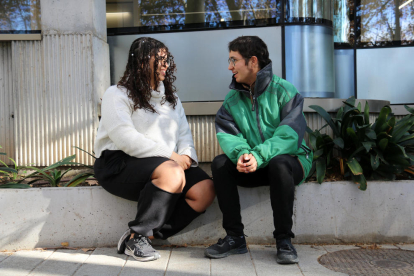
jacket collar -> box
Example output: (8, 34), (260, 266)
(229, 62), (273, 98)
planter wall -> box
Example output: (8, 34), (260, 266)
(1, 181), (413, 251)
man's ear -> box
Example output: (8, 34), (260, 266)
(250, 56), (259, 69)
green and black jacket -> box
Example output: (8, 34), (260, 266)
(215, 62), (313, 183)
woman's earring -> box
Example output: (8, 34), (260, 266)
(131, 53), (134, 56)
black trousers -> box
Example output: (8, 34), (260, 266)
(211, 154), (303, 240)
(94, 150), (210, 239)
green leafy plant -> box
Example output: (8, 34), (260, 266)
(1, 146), (96, 188)
(10, 155), (78, 187)
(63, 146), (96, 187)
(0, 146), (30, 189)
(307, 97), (414, 190)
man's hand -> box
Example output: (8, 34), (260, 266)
(170, 152), (192, 170)
(236, 153), (257, 173)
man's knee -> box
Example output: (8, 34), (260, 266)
(268, 155), (293, 174)
(211, 154), (231, 173)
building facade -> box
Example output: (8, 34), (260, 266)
(1, 0), (413, 166)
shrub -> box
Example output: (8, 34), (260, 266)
(307, 97), (414, 190)
(1, 146), (95, 188)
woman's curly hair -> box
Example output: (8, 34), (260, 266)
(118, 37), (177, 113)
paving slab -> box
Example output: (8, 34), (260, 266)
(0, 249), (54, 276)
(29, 249), (91, 276)
(211, 247), (256, 276)
(0, 252), (12, 263)
(323, 245), (358, 252)
(295, 245), (347, 276)
(399, 244), (414, 251)
(72, 247), (126, 276)
(119, 246), (171, 276)
(249, 245), (302, 276)
(166, 246), (210, 276)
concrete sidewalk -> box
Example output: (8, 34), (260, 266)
(1, 244), (413, 276)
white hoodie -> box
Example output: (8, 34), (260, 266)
(94, 82), (198, 165)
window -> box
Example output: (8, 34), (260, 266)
(0, 0), (41, 33)
(334, 0), (414, 47)
(334, 0), (354, 46)
(106, 0), (282, 33)
(285, 0), (333, 24)
(357, 0), (414, 46)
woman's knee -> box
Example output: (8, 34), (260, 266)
(185, 179), (215, 210)
(152, 161), (185, 193)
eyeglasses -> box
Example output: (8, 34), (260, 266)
(228, 57), (242, 67)
(158, 56), (171, 67)
(228, 56), (251, 67)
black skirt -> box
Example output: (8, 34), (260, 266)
(94, 150), (211, 201)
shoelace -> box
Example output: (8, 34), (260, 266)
(132, 236), (151, 249)
(279, 243), (294, 252)
(217, 236), (234, 245)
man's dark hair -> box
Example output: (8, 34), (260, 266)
(228, 36), (271, 69)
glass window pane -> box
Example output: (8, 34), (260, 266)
(357, 0), (414, 46)
(285, 0), (333, 23)
(106, 0), (281, 29)
(333, 0), (354, 46)
(0, 0), (41, 33)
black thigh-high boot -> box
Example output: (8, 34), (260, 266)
(128, 181), (181, 237)
(152, 198), (204, 239)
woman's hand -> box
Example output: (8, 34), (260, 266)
(170, 152), (192, 170)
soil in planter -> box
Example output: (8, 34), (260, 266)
(306, 165), (414, 183)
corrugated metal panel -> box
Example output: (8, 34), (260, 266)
(0, 42), (14, 165)
(12, 34), (97, 166)
(187, 115), (223, 162)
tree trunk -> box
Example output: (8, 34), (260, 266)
(393, 0), (401, 41)
(225, 0), (242, 21)
(185, 0), (205, 24)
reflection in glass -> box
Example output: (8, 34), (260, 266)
(333, 0), (354, 45)
(285, 0), (333, 23)
(106, 0), (281, 29)
(358, 0), (414, 46)
(0, 0), (41, 32)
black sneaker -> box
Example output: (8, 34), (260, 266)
(117, 229), (131, 254)
(276, 238), (298, 264)
(125, 235), (160, 262)
(204, 235), (248, 259)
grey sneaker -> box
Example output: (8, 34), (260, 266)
(117, 229), (131, 254)
(204, 235), (247, 259)
(125, 235), (160, 262)
(276, 238), (298, 264)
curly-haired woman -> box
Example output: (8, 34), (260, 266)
(93, 37), (215, 262)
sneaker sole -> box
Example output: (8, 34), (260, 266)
(125, 248), (161, 262)
(276, 257), (299, 264)
(204, 246), (248, 259)
(117, 229), (131, 254)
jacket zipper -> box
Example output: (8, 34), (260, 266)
(250, 86), (265, 143)
(249, 88), (255, 111)
(300, 145), (310, 159)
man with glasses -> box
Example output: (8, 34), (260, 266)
(204, 36), (312, 264)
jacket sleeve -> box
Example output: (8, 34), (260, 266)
(176, 98), (198, 166)
(215, 104), (252, 164)
(250, 92), (307, 169)
(101, 87), (173, 159)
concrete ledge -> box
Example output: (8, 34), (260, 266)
(0, 34), (42, 41)
(1, 181), (413, 251)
